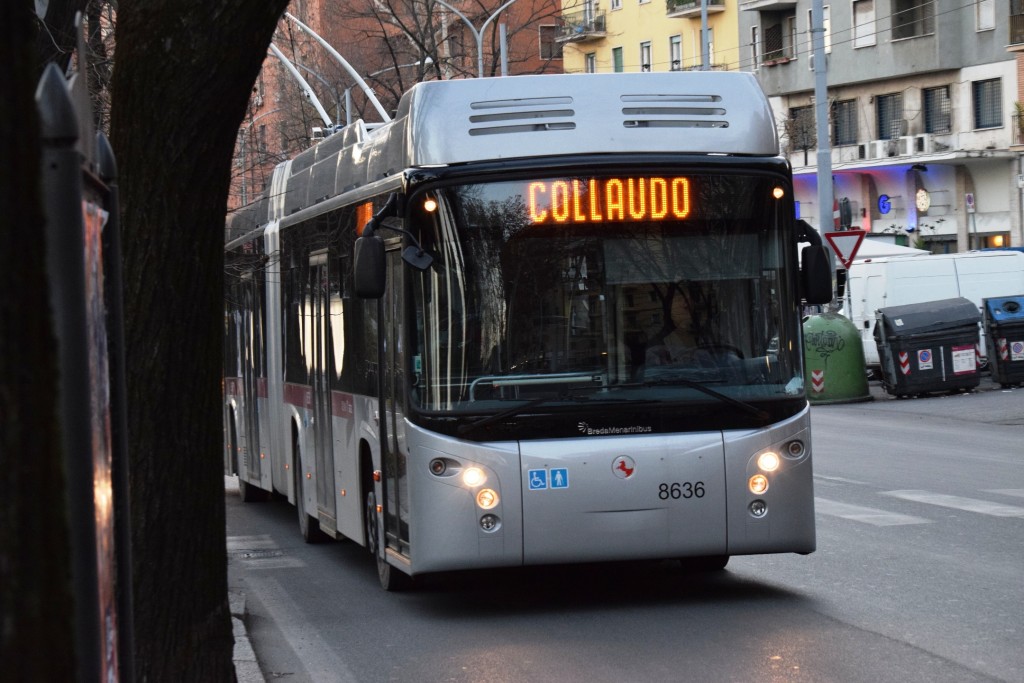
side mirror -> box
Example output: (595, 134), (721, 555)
(801, 245), (833, 304)
(353, 235), (386, 299)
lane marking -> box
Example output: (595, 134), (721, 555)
(814, 475), (870, 486)
(881, 490), (1024, 518)
(983, 488), (1024, 499)
(244, 574), (360, 683)
(815, 498), (931, 526)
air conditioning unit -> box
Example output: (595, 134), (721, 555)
(914, 133), (934, 154)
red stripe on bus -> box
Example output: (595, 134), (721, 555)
(283, 382), (312, 409)
(332, 391), (354, 418)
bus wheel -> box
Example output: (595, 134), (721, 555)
(364, 489), (411, 592)
(238, 477), (267, 503)
(295, 451), (325, 544)
(679, 555), (729, 572)
(231, 424), (264, 503)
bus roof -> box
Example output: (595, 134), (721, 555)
(227, 72), (781, 244)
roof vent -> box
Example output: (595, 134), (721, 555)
(620, 93), (727, 129)
(468, 96), (576, 136)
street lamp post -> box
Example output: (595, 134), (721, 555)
(431, 0), (519, 77)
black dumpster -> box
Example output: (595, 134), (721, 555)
(982, 295), (1024, 387)
(873, 297), (981, 397)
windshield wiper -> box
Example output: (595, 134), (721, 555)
(457, 390), (641, 437)
(616, 378), (769, 420)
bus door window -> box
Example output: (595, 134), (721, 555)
(241, 272), (261, 482)
(382, 245), (411, 556)
(308, 252), (336, 523)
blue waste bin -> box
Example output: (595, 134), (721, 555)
(982, 295), (1024, 387)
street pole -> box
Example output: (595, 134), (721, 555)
(432, 0), (519, 77)
(811, 0), (833, 240)
(701, 0), (709, 70)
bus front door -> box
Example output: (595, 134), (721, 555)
(381, 247), (411, 559)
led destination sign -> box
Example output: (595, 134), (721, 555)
(527, 177), (691, 224)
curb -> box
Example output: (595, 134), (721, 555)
(230, 591), (265, 683)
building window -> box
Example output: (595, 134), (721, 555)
(750, 27), (759, 69)
(640, 41), (652, 71)
(876, 92), (904, 139)
(892, 0), (934, 40)
(806, 5), (831, 56)
(976, 0), (994, 30)
(585, 53), (597, 73)
(612, 47), (624, 73)
(853, 0), (876, 47)
(539, 25), (563, 60)
(923, 85), (952, 134)
(694, 27), (715, 67)
(786, 106), (817, 159)
(611, 0), (622, 9)
(832, 99), (857, 146)
(670, 35), (682, 71)
(763, 12), (797, 60)
(973, 78), (1002, 129)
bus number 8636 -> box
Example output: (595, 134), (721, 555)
(659, 482), (706, 500)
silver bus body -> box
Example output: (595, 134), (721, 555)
(224, 72), (816, 586)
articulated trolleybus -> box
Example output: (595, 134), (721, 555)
(224, 72), (833, 590)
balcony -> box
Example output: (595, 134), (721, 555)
(1010, 0), (1024, 47)
(740, 0), (798, 10)
(556, 9), (607, 43)
(667, 0), (726, 19)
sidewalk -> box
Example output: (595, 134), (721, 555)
(231, 590), (264, 683)
(226, 475), (265, 683)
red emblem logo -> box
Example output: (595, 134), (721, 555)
(612, 456), (636, 479)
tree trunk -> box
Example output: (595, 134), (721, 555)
(109, 0), (289, 679)
(0, 1), (76, 678)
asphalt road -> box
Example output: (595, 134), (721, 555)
(227, 377), (1024, 683)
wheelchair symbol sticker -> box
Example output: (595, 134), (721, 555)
(528, 469), (547, 490)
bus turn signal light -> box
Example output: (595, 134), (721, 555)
(749, 474), (769, 495)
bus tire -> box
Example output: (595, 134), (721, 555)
(295, 448), (326, 544)
(365, 489), (411, 592)
(679, 555), (729, 572)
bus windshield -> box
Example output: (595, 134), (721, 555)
(409, 173), (804, 425)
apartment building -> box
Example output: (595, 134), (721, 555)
(557, 0), (743, 73)
(738, 0), (1021, 252)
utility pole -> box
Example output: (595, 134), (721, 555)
(811, 0), (833, 237)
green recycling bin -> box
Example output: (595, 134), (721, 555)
(802, 313), (871, 404)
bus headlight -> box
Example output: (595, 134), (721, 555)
(757, 451), (780, 472)
(476, 488), (499, 510)
(462, 467), (486, 487)
(480, 514), (500, 531)
(749, 474), (769, 495)
(749, 500), (768, 517)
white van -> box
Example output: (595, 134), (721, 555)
(843, 250), (1024, 367)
